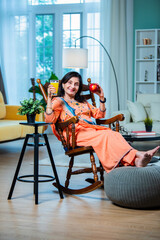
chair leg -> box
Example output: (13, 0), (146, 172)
(99, 161), (104, 182)
(90, 152), (98, 182)
(65, 156), (74, 188)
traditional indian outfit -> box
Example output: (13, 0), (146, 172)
(45, 97), (137, 173)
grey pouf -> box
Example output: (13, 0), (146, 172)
(104, 165), (160, 209)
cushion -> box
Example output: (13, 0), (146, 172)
(127, 100), (147, 122)
(0, 120), (21, 142)
(104, 166), (160, 209)
(0, 92), (6, 119)
(149, 102), (160, 121)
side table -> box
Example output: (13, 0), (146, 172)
(8, 122), (64, 204)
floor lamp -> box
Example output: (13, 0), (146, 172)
(63, 36), (120, 111)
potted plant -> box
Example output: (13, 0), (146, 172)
(17, 98), (44, 123)
(144, 117), (153, 132)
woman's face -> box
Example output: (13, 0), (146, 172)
(62, 77), (80, 98)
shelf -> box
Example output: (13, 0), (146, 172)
(136, 59), (155, 62)
(135, 29), (160, 97)
(136, 45), (155, 48)
(136, 81), (155, 84)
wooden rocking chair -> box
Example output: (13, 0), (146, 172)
(36, 78), (124, 194)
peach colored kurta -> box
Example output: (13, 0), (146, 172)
(45, 97), (137, 173)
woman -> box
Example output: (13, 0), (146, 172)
(45, 71), (159, 173)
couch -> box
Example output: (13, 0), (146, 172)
(112, 93), (160, 134)
(0, 91), (44, 143)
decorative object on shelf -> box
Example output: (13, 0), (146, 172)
(144, 117), (153, 132)
(63, 35), (120, 111)
(17, 98), (44, 123)
(29, 72), (59, 110)
(143, 38), (151, 45)
(144, 70), (148, 81)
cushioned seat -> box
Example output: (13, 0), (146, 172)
(0, 91), (45, 143)
(104, 165), (160, 209)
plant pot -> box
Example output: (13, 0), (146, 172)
(145, 124), (152, 132)
(27, 114), (36, 123)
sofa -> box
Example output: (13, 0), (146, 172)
(112, 93), (160, 134)
(0, 91), (44, 143)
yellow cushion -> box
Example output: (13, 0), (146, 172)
(0, 92), (6, 119)
(0, 120), (21, 142)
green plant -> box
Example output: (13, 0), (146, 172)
(17, 98), (44, 116)
(28, 72), (59, 110)
(144, 117), (153, 126)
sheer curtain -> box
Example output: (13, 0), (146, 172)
(0, 0), (29, 104)
(100, 0), (133, 116)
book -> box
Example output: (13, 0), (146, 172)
(131, 131), (156, 136)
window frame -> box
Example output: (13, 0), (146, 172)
(28, 2), (100, 82)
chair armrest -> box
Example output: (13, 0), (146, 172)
(111, 110), (131, 125)
(96, 114), (124, 125)
(56, 116), (79, 130)
(96, 114), (124, 131)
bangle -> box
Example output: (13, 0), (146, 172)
(99, 97), (106, 103)
(100, 108), (106, 112)
(45, 111), (53, 115)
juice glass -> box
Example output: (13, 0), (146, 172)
(50, 80), (59, 96)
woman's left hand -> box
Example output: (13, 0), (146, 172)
(94, 84), (104, 99)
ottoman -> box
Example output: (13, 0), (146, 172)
(104, 165), (160, 209)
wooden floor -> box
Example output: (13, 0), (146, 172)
(0, 135), (160, 240)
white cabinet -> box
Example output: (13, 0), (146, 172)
(135, 29), (160, 99)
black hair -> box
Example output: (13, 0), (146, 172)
(58, 71), (85, 102)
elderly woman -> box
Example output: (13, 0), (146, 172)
(45, 71), (159, 173)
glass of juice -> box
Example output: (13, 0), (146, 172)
(50, 80), (59, 96)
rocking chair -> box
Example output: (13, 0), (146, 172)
(36, 78), (124, 194)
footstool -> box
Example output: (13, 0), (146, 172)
(104, 165), (160, 209)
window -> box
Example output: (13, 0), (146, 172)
(36, 15), (54, 83)
(63, 13), (81, 75)
(28, 1), (101, 85)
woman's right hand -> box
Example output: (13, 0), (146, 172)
(48, 84), (56, 98)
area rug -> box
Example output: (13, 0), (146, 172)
(39, 153), (99, 168)
(38, 155), (160, 167)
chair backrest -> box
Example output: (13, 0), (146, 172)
(37, 78), (123, 152)
(37, 78), (97, 151)
(37, 78), (97, 107)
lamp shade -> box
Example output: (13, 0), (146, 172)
(63, 48), (88, 69)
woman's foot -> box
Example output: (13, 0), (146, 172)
(135, 146), (160, 167)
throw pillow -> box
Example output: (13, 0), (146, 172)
(0, 92), (6, 119)
(127, 100), (147, 122)
(150, 102), (160, 121)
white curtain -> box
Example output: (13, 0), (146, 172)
(100, 0), (133, 116)
(0, 0), (30, 104)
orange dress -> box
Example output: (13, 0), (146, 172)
(45, 97), (137, 173)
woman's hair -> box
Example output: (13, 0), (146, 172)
(58, 71), (85, 102)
